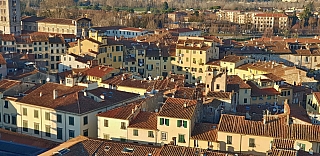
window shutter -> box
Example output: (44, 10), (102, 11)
(165, 119), (169, 126)
(177, 120), (181, 127)
(160, 118), (164, 125)
(183, 121), (187, 128)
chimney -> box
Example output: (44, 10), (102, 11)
(183, 102), (187, 108)
(53, 89), (58, 99)
(40, 92), (42, 97)
(131, 108), (135, 114)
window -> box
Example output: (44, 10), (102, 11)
(244, 89), (248, 94)
(104, 120), (108, 127)
(45, 125), (51, 137)
(34, 123), (39, 134)
(252, 97), (257, 100)
(267, 96), (271, 100)
(23, 120), (28, 132)
(227, 136), (232, 144)
(23, 108), (27, 116)
(83, 116), (88, 125)
(161, 132), (167, 140)
(148, 131), (154, 138)
(287, 91), (291, 95)
(165, 119), (169, 126)
(177, 120), (187, 128)
(216, 84), (220, 90)
(178, 134), (185, 143)
(3, 114), (10, 123)
(69, 130), (75, 138)
(11, 115), (16, 125)
(4, 101), (8, 108)
(133, 129), (138, 136)
(69, 116), (74, 126)
(244, 98), (248, 103)
(103, 134), (110, 140)
(249, 138), (255, 147)
(45, 112), (50, 120)
(160, 118), (164, 125)
(113, 56), (116, 62)
(121, 122), (126, 129)
(57, 114), (62, 123)
(194, 140), (199, 147)
(297, 143), (305, 151)
(34, 110), (39, 118)
(83, 129), (88, 136)
(118, 56), (121, 62)
(57, 127), (63, 140)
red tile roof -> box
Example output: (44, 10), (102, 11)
(263, 73), (285, 82)
(254, 13), (287, 17)
(220, 55), (247, 63)
(97, 103), (139, 120)
(128, 111), (158, 130)
(0, 54), (6, 65)
(85, 65), (116, 78)
(159, 98), (198, 120)
(191, 123), (218, 142)
(247, 81), (280, 96)
(0, 79), (21, 92)
(207, 91), (231, 99)
(272, 138), (295, 149)
(15, 83), (116, 114)
(218, 114), (320, 142)
(0, 128), (58, 149)
(0, 34), (15, 41)
(37, 18), (75, 25)
(227, 75), (251, 89)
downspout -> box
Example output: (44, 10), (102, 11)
(64, 112), (67, 141)
(240, 134), (243, 154)
(40, 108), (42, 138)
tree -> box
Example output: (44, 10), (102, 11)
(128, 8), (134, 13)
(162, 2), (169, 11)
(210, 6), (221, 10)
(93, 3), (101, 10)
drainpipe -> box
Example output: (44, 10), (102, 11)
(240, 134), (243, 154)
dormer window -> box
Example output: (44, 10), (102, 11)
(122, 147), (134, 153)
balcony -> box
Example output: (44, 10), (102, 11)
(138, 63), (144, 67)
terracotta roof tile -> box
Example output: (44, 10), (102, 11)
(97, 103), (139, 120)
(128, 111), (158, 130)
(247, 81), (280, 96)
(0, 128), (58, 149)
(15, 83), (117, 114)
(159, 98), (198, 120)
(191, 123), (218, 142)
(0, 54), (6, 65)
(227, 75), (251, 90)
(207, 91), (231, 99)
(0, 79), (21, 92)
(272, 138), (295, 149)
(0, 34), (15, 41)
(218, 114), (320, 142)
(85, 65), (116, 78)
(173, 87), (196, 99)
(37, 18), (75, 25)
(263, 73), (285, 82)
(254, 13), (287, 17)
(220, 55), (246, 63)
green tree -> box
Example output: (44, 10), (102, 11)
(128, 8), (134, 13)
(162, 2), (169, 11)
(194, 10), (199, 17)
(114, 7), (120, 12)
(93, 3), (101, 10)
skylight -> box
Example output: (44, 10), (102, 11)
(122, 147), (134, 153)
(104, 146), (110, 151)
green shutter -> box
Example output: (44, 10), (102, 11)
(177, 120), (181, 127)
(183, 121), (187, 128)
(160, 118), (164, 125)
(165, 119), (169, 126)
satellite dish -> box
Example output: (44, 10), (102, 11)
(46, 77), (50, 82)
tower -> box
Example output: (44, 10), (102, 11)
(0, 0), (21, 35)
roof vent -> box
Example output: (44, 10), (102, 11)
(100, 94), (105, 99)
(104, 146), (111, 151)
(40, 92), (42, 97)
(183, 102), (187, 108)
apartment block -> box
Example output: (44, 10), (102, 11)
(4, 83), (139, 142)
(89, 26), (148, 39)
(172, 36), (219, 84)
(59, 53), (95, 72)
(252, 13), (288, 33)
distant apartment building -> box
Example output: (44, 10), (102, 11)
(59, 53), (95, 72)
(167, 28), (202, 37)
(252, 13), (288, 32)
(89, 26), (148, 39)
(167, 12), (188, 23)
(21, 16), (92, 38)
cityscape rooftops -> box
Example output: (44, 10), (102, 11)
(158, 97), (198, 120)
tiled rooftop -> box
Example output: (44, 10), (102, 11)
(97, 103), (139, 120)
(0, 79), (21, 92)
(207, 91), (231, 99)
(220, 55), (246, 63)
(218, 114), (320, 142)
(159, 98), (198, 120)
(191, 123), (218, 142)
(128, 111), (158, 130)
(85, 65), (116, 78)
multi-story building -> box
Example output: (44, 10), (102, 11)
(0, 0), (21, 35)
(21, 17), (92, 38)
(89, 26), (148, 39)
(4, 82), (139, 142)
(67, 38), (102, 56)
(96, 37), (125, 69)
(157, 98), (201, 146)
(172, 36), (220, 83)
(252, 13), (288, 33)
(59, 53), (96, 72)
(85, 65), (120, 84)
(0, 54), (7, 78)
(167, 12), (188, 23)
